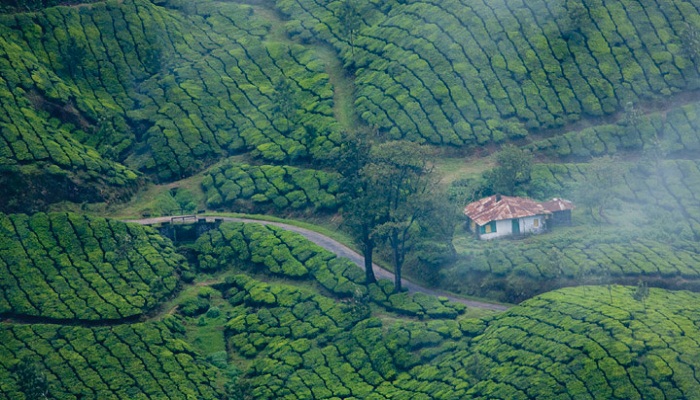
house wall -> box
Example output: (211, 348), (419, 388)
(478, 215), (546, 240)
(549, 210), (572, 227)
(478, 219), (514, 240)
(521, 215), (546, 234)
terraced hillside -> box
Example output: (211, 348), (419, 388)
(278, 0), (700, 145)
(3, 0), (700, 213)
(3, 214), (699, 399)
(0, 0), (340, 211)
(220, 281), (700, 399)
(0, 212), (183, 321)
(3, 0), (700, 397)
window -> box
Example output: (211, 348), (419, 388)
(533, 218), (539, 228)
(479, 221), (497, 235)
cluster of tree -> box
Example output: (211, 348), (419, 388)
(339, 135), (456, 292)
(449, 144), (534, 204)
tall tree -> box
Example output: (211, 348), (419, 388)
(339, 132), (381, 283)
(363, 141), (437, 292)
(338, 0), (362, 65)
(484, 144), (533, 196)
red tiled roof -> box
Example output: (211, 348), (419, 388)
(464, 195), (550, 226)
(541, 198), (575, 212)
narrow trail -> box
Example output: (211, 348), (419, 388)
(126, 215), (511, 311)
(315, 45), (359, 132)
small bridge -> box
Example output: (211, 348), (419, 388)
(141, 215), (224, 242)
(170, 215), (199, 224)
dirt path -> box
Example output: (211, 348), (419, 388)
(125, 215), (510, 311)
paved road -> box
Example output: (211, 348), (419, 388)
(125, 215), (510, 312)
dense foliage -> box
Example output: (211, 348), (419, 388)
(202, 162), (342, 212)
(278, 0), (700, 145)
(192, 221), (465, 317)
(0, 320), (222, 399)
(217, 277), (700, 399)
(0, 213), (182, 320)
(222, 274), (471, 399)
(0, 0), (341, 211)
(461, 286), (700, 399)
(528, 100), (700, 160)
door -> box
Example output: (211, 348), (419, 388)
(512, 219), (520, 234)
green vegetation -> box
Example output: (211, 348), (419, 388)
(528, 100), (700, 160)
(278, 0), (699, 145)
(3, 0), (700, 398)
(458, 286), (700, 399)
(0, 0), (341, 211)
(447, 225), (700, 302)
(189, 277), (700, 399)
(0, 321), (222, 399)
(445, 156), (700, 302)
(0, 212), (182, 320)
(202, 162), (342, 212)
(192, 221), (465, 318)
(531, 159), (700, 238)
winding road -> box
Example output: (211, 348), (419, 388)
(125, 215), (510, 312)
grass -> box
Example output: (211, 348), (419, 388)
(433, 154), (494, 187)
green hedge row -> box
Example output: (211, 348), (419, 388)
(0, 320), (222, 399)
(193, 222), (364, 296)
(0, 213), (182, 320)
(446, 227), (700, 280)
(531, 159), (700, 238)
(223, 274), (473, 399)
(277, 0), (699, 145)
(223, 275), (700, 398)
(460, 286), (700, 399)
(202, 162), (342, 211)
(0, 0), (340, 184)
(368, 279), (465, 319)
(528, 101), (700, 159)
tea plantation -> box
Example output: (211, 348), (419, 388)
(0, 0), (341, 211)
(3, 0), (700, 398)
(201, 162), (342, 212)
(0, 213), (182, 321)
(278, 0), (700, 144)
(2, 214), (700, 398)
(0, 321), (222, 399)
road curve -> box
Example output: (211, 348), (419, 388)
(124, 215), (510, 312)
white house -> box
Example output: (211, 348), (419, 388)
(464, 195), (551, 240)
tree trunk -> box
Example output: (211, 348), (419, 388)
(393, 237), (402, 292)
(364, 246), (376, 284)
